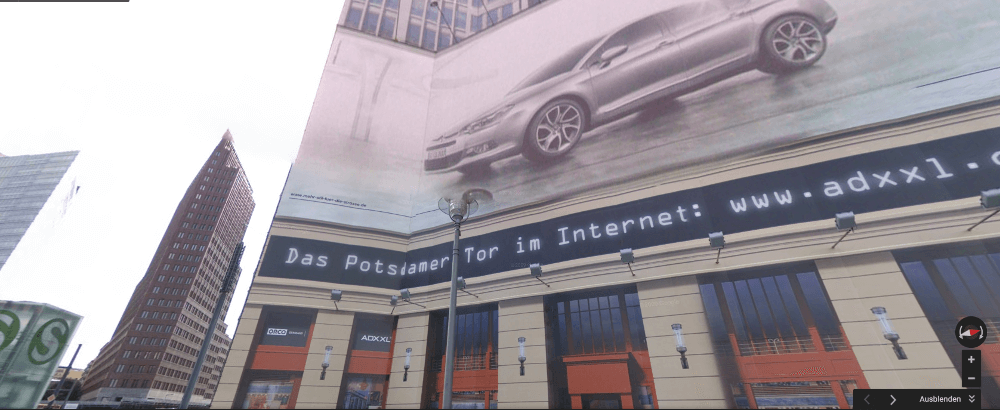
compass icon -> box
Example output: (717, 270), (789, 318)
(956, 316), (988, 348)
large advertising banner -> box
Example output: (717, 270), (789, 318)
(262, 127), (1000, 289)
(276, 0), (1000, 234)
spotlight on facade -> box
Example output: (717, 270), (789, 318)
(709, 232), (725, 264)
(404, 347), (413, 382)
(620, 248), (635, 276)
(672, 324), (689, 369)
(518, 337), (527, 376)
(399, 289), (426, 308)
(969, 189), (1000, 231)
(331, 289), (342, 310)
(457, 276), (478, 298)
(529, 263), (550, 287)
(320, 345), (333, 380)
(832, 212), (856, 249)
(871, 307), (907, 360)
(390, 295), (398, 315)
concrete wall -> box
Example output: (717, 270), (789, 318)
(815, 252), (961, 389)
(212, 304), (262, 409)
(637, 276), (730, 409)
(497, 296), (550, 409)
(385, 313), (431, 409)
(295, 310), (354, 409)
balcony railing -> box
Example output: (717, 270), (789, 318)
(430, 352), (498, 372)
(737, 335), (817, 356)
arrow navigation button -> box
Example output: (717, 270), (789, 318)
(890, 394), (896, 405)
(865, 394), (870, 405)
(970, 394), (977, 403)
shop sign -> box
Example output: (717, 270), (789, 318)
(0, 301), (81, 409)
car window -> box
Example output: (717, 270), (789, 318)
(587, 15), (665, 66)
(660, 1), (726, 35)
(510, 37), (602, 93)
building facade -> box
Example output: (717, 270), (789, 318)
(216, 0), (1000, 408)
(81, 133), (255, 407)
(0, 150), (78, 272)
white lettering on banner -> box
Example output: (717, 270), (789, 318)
(266, 328), (288, 336)
(360, 335), (391, 343)
(286, 248), (327, 267)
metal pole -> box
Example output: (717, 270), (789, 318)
(45, 343), (81, 409)
(968, 209), (1000, 231)
(442, 222), (461, 409)
(59, 378), (79, 409)
(180, 243), (245, 409)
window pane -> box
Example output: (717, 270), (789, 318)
(457, 314), (466, 356)
(501, 3), (513, 19)
(590, 308), (604, 352)
(796, 272), (841, 336)
(471, 14), (482, 32)
(570, 300), (579, 313)
(438, 32), (451, 49)
(345, 7), (363, 29)
(734, 280), (764, 340)
(386, 0), (399, 10)
(610, 308), (625, 351)
(774, 275), (809, 337)
(406, 22), (421, 45)
(571, 312), (583, 354)
(558, 312), (569, 354)
(362, 8), (381, 34)
(473, 312), (482, 354)
(579, 311), (592, 354)
(599, 296), (609, 309)
(379, 15), (396, 39)
(600, 309), (614, 352)
(422, 28), (436, 50)
(411, 0), (425, 16)
(426, 5), (439, 22)
(455, 9), (467, 28)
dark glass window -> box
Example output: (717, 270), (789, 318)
(549, 287), (644, 356)
(433, 304), (499, 371)
(699, 268), (845, 356)
(345, 7), (364, 29)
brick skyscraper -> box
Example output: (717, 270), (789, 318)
(81, 132), (255, 407)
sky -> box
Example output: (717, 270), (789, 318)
(0, 0), (346, 368)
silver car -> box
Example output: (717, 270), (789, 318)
(424, 0), (838, 175)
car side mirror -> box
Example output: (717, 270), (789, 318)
(599, 45), (629, 67)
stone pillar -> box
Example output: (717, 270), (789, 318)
(295, 310), (355, 409)
(815, 252), (960, 388)
(637, 276), (729, 409)
(212, 304), (262, 409)
(386, 312), (431, 409)
(498, 296), (550, 409)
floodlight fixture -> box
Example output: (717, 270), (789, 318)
(390, 295), (398, 315)
(518, 337), (527, 376)
(872, 307), (907, 360)
(456, 276), (478, 298)
(331, 289), (342, 310)
(832, 212), (856, 249)
(399, 289), (426, 308)
(969, 189), (1000, 231)
(529, 263), (550, 287)
(709, 232), (725, 264)
(672, 324), (689, 369)
(620, 248), (636, 276)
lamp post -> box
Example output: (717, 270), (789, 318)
(438, 189), (493, 408)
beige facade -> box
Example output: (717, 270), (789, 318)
(213, 102), (1000, 409)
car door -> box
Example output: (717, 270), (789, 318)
(586, 14), (685, 118)
(661, 0), (755, 85)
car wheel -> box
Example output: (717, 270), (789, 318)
(522, 99), (586, 163)
(758, 15), (827, 74)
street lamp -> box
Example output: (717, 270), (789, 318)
(429, 1), (460, 45)
(320, 345), (333, 380)
(438, 188), (493, 409)
(518, 337), (527, 376)
(709, 232), (725, 264)
(832, 212), (857, 249)
(404, 348), (413, 382)
(969, 189), (1000, 231)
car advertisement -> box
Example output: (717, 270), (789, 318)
(275, 0), (1000, 234)
(260, 127), (1000, 289)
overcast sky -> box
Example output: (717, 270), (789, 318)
(0, 0), (345, 368)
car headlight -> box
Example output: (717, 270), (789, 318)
(461, 104), (514, 135)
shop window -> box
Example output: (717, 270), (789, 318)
(342, 375), (388, 409)
(896, 242), (1000, 407)
(431, 304), (499, 371)
(550, 288), (645, 356)
(697, 264), (866, 409)
(239, 371), (300, 410)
